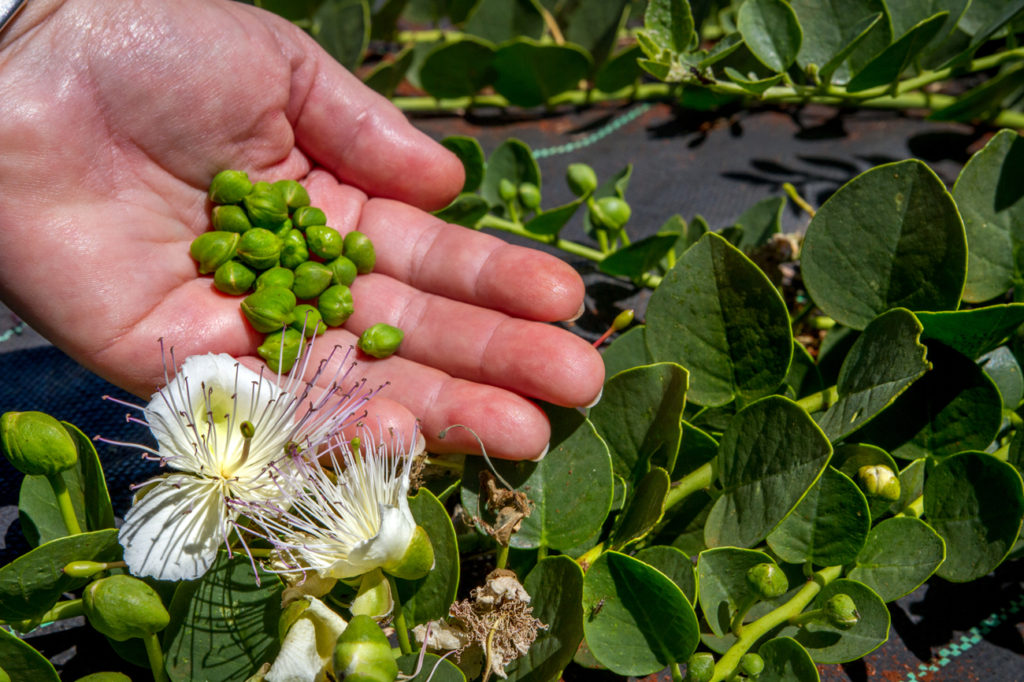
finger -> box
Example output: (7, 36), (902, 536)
(346, 273), (604, 409)
(279, 27), (463, 211)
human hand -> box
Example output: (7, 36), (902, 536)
(0, 0), (604, 459)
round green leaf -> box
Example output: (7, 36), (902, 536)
(524, 198), (584, 237)
(397, 488), (459, 625)
(738, 0), (803, 72)
(609, 467), (670, 550)
(802, 159), (967, 329)
(595, 45), (644, 92)
(697, 546), (776, 637)
(925, 451), (1024, 582)
(601, 325), (652, 380)
(634, 545), (696, 604)
(0, 529), (120, 621)
(492, 39), (592, 108)
(641, 0), (695, 55)
(757, 637), (820, 682)
(705, 396), (833, 549)
(460, 405), (613, 551)
(775, 579), (890, 664)
(672, 420), (718, 479)
(397, 653), (465, 681)
(980, 345), (1023, 409)
(434, 193), (489, 228)
(590, 362), (688, 482)
(441, 135), (486, 194)
(583, 551), (699, 676)
(767, 467), (870, 566)
(646, 232), (793, 406)
(420, 38), (496, 99)
(313, 0), (369, 71)
(463, 0), (544, 44)
(917, 303), (1024, 358)
(562, 0), (630, 72)
(480, 138), (540, 208)
(791, 0), (891, 84)
(953, 129), (1024, 302)
(846, 12), (948, 92)
(505, 556), (584, 682)
(848, 516), (946, 601)
(0, 628), (59, 682)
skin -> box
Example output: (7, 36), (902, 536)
(0, 0), (604, 460)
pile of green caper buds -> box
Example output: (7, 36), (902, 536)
(190, 170), (403, 372)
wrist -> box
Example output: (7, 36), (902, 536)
(0, 0), (64, 53)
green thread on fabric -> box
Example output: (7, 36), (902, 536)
(0, 322), (24, 344)
(531, 103), (653, 159)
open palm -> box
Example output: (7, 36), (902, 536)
(0, 0), (604, 459)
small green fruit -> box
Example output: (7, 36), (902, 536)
(740, 652), (764, 676)
(384, 525), (434, 580)
(211, 204), (252, 233)
(498, 177), (517, 203)
(746, 562), (788, 600)
(684, 652), (715, 682)
(273, 179), (310, 209)
(824, 593), (859, 630)
(343, 231), (376, 274)
(243, 182), (289, 228)
(1, 411), (78, 477)
(83, 575), (170, 642)
(318, 284), (354, 327)
(63, 560), (110, 578)
(566, 163), (598, 197)
(236, 227), (282, 270)
(857, 464), (901, 502)
(208, 169), (252, 204)
(291, 304), (327, 337)
(518, 182), (541, 209)
(332, 615), (399, 682)
(326, 255), (358, 287)
(255, 266), (295, 291)
(292, 206), (327, 229)
(293, 261), (334, 300)
(189, 231), (239, 274)
(590, 196), (631, 230)
(213, 260), (256, 295)
(280, 228), (310, 269)
(258, 328), (306, 374)
(358, 323), (403, 359)
(241, 286), (297, 333)
(306, 225), (344, 260)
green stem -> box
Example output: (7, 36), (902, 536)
(710, 565), (842, 682)
(387, 575), (413, 655)
(782, 182), (815, 217)
(1, 598), (84, 630)
(671, 662), (684, 682)
(495, 544), (510, 570)
(664, 460), (716, 514)
(143, 632), (167, 682)
(795, 385), (839, 414)
(787, 607), (827, 627)
(896, 494), (925, 518)
(576, 542), (604, 569)
(47, 473), (83, 536)
(730, 594), (757, 636)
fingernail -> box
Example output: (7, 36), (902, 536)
(529, 443), (550, 462)
(583, 388), (603, 409)
(567, 301), (586, 322)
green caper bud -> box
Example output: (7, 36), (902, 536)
(211, 204), (252, 233)
(684, 652), (715, 682)
(499, 178), (517, 203)
(326, 255), (358, 287)
(343, 231), (375, 274)
(824, 593), (859, 630)
(519, 182), (541, 209)
(208, 169), (252, 204)
(746, 562), (788, 600)
(280, 228), (309, 269)
(318, 284), (354, 327)
(332, 615), (399, 682)
(590, 196), (632, 230)
(213, 260), (256, 295)
(358, 323), (403, 359)
(273, 179), (310, 209)
(255, 266), (295, 291)
(83, 575), (170, 642)
(1, 411), (78, 477)
(306, 225), (344, 260)
(566, 163), (598, 197)
(64, 560), (111, 578)
(292, 205), (327, 229)
(293, 261), (334, 300)
(236, 228), (282, 270)
(243, 181), (289, 228)
(257, 328), (306, 374)
(270, 217), (294, 240)
(241, 286), (296, 333)
(189, 231), (239, 274)
(740, 652), (764, 676)
(383, 525), (434, 580)
(291, 304), (326, 337)
(857, 464), (901, 502)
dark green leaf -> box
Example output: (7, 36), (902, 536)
(313, 0), (369, 71)
(492, 39), (592, 108)
(785, 341), (825, 400)
(590, 362), (688, 481)
(672, 420), (719, 479)
(813, 308), (930, 442)
(887, 0), (967, 48)
(505, 556), (584, 681)
(524, 198), (584, 237)
(917, 303), (1024, 358)
(463, 0), (544, 44)
(397, 653), (465, 681)
(583, 551), (699, 675)
(936, 0), (1024, 68)
(846, 12), (948, 92)
(646, 232), (793, 406)
(925, 451), (1024, 582)
(369, 0), (409, 40)
(563, 0), (630, 74)
(831, 443), (900, 519)
(461, 405), (613, 551)
(0, 628), (59, 682)
(705, 396), (833, 548)
(420, 37), (497, 99)
(802, 160), (967, 329)
(595, 45), (645, 92)
(892, 457), (927, 515)
(610, 467), (671, 549)
(442, 137), (485, 193)
(980, 345), (1023, 409)
(639, 0), (695, 56)
(723, 67), (785, 94)
(601, 325), (652, 379)
(791, 0), (892, 84)
(164, 555), (282, 682)
(480, 139), (540, 208)
(847, 516), (946, 601)
(634, 545), (696, 604)
(929, 64), (1024, 124)
(738, 0), (803, 72)
(599, 233), (681, 279)
(757, 637), (820, 682)
(952, 129), (1024, 302)
(697, 546), (777, 637)
(733, 196), (785, 250)
(434, 193), (489, 227)
(767, 467), (870, 566)
(698, 33), (745, 68)
(397, 489), (459, 625)
(0, 529), (120, 621)
(815, 12), (885, 85)
(363, 45), (414, 98)
(775, 579), (890, 663)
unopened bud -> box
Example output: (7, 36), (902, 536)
(257, 329), (306, 374)
(256, 266), (295, 292)
(83, 575), (170, 642)
(612, 309), (635, 331)
(208, 169), (252, 204)
(63, 560), (110, 578)
(243, 182), (289, 228)
(190, 231), (239, 274)
(213, 260), (256, 295)
(567, 163), (598, 197)
(684, 652), (715, 682)
(383, 525), (434, 580)
(499, 178), (517, 203)
(343, 231), (376, 274)
(292, 206), (327, 229)
(332, 615), (399, 682)
(236, 227), (282, 271)
(318, 285), (354, 327)
(292, 261), (334, 300)
(590, 196), (631, 230)
(1, 411), (78, 477)
(358, 323), (404, 359)
(326, 255), (358, 287)
(211, 204), (252, 233)
(740, 652), (764, 676)
(280, 228), (310, 270)
(857, 465), (900, 502)
(291, 304), (327, 337)
(273, 179), (310, 209)
(518, 182), (541, 209)
(824, 593), (859, 630)
(746, 562), (788, 600)
(241, 286), (297, 333)
(306, 225), (343, 260)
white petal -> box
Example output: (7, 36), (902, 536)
(328, 503), (416, 579)
(265, 598), (347, 682)
(118, 474), (230, 581)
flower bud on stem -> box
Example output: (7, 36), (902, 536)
(592, 309), (635, 348)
